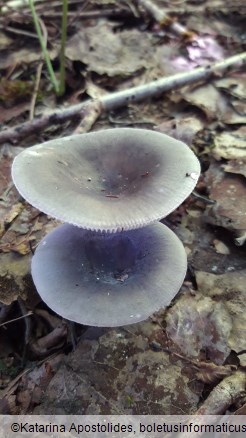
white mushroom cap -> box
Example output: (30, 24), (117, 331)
(12, 128), (200, 232)
(31, 222), (187, 326)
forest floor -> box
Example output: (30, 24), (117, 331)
(0, 0), (246, 415)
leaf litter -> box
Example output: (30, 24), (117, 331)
(0, 0), (246, 416)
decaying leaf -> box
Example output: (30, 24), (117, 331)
(66, 23), (155, 77)
(33, 326), (201, 414)
(0, 252), (30, 305)
(213, 239), (230, 255)
(166, 293), (232, 364)
(0, 395), (16, 415)
(213, 128), (246, 160)
(155, 115), (203, 145)
(163, 348), (236, 384)
(195, 270), (246, 353)
(3, 202), (24, 226)
(0, 46), (58, 70)
(160, 34), (224, 73)
(224, 159), (246, 178)
(238, 353), (246, 367)
(215, 75), (246, 100)
(205, 162), (246, 231)
(182, 84), (228, 120)
(15, 354), (64, 413)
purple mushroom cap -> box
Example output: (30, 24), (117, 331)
(12, 128), (200, 232)
(31, 222), (187, 326)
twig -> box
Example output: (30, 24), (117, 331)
(40, 8), (132, 20)
(0, 311), (33, 328)
(0, 24), (38, 39)
(136, 0), (195, 39)
(194, 370), (246, 415)
(163, 371), (246, 438)
(0, 51), (245, 145)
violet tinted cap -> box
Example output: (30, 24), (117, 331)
(31, 222), (187, 326)
(12, 128), (200, 232)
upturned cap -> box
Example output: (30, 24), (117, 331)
(12, 128), (200, 232)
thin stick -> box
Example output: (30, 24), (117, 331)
(0, 311), (33, 328)
(137, 0), (195, 39)
(0, 51), (245, 145)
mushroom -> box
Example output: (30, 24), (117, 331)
(12, 128), (200, 233)
(11, 128), (200, 326)
(31, 222), (187, 326)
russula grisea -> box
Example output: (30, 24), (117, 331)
(12, 128), (200, 326)
(31, 223), (187, 326)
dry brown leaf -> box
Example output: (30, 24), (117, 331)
(0, 46), (58, 70)
(238, 353), (246, 367)
(34, 325), (201, 414)
(66, 23), (155, 77)
(224, 159), (246, 178)
(0, 101), (30, 123)
(195, 270), (246, 353)
(215, 75), (246, 100)
(0, 252), (30, 305)
(166, 293), (232, 364)
(213, 239), (230, 255)
(213, 128), (246, 160)
(205, 162), (246, 231)
(155, 115), (203, 145)
(182, 84), (228, 120)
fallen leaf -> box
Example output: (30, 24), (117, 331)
(0, 252), (30, 305)
(155, 115), (203, 145)
(66, 23), (155, 77)
(0, 46), (58, 70)
(213, 239), (230, 255)
(166, 293), (232, 364)
(195, 270), (246, 354)
(182, 84), (227, 120)
(224, 159), (246, 178)
(215, 75), (246, 100)
(213, 128), (246, 160)
(0, 102), (30, 123)
(205, 162), (246, 231)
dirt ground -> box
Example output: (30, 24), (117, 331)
(0, 0), (246, 415)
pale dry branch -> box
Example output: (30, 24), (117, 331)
(0, 311), (33, 328)
(0, 51), (245, 145)
(136, 0), (195, 38)
(165, 371), (246, 438)
(195, 370), (246, 415)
